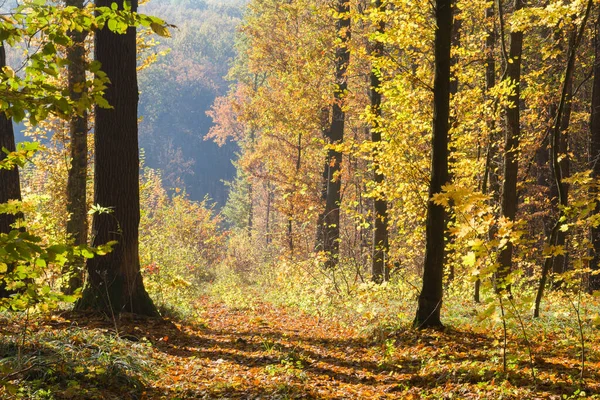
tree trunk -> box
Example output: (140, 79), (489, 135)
(534, 1), (592, 317)
(414, 0), (452, 329)
(552, 76), (572, 276)
(370, 0), (388, 284)
(590, 12), (600, 293)
(265, 182), (272, 245)
(76, 0), (158, 317)
(445, 6), (461, 284)
(64, 0), (89, 294)
(0, 42), (22, 299)
(475, 4), (497, 303)
(288, 133), (303, 255)
(317, 0), (350, 269)
(247, 181), (253, 237)
(0, 43), (21, 235)
(497, 0), (524, 292)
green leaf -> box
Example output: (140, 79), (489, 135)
(80, 248), (94, 258)
(11, 107), (25, 122)
(150, 22), (170, 38)
(107, 18), (118, 32)
(47, 244), (68, 254)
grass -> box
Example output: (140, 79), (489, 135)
(0, 312), (157, 399)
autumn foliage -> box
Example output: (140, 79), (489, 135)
(4, 0), (600, 398)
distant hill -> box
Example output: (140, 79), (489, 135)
(138, 0), (245, 205)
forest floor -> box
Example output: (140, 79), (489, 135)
(2, 295), (600, 399)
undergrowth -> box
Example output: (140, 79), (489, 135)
(0, 312), (157, 399)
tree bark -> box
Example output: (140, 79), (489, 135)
(370, 0), (388, 284)
(414, 0), (452, 329)
(64, 0), (89, 294)
(317, 0), (350, 269)
(76, 0), (158, 317)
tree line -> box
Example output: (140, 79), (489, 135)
(209, 0), (600, 327)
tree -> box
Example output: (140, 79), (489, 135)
(534, 0), (592, 317)
(64, 0), (89, 293)
(0, 43), (21, 236)
(0, 42), (22, 299)
(590, 10), (600, 293)
(413, 0), (452, 329)
(316, 0), (350, 268)
(76, 0), (158, 316)
(497, 0), (523, 292)
(369, 0), (388, 284)
(475, 2), (497, 303)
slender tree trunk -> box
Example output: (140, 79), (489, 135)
(414, 0), (452, 329)
(247, 181), (253, 237)
(536, 130), (552, 238)
(552, 76), (572, 276)
(0, 42), (22, 299)
(317, 0), (350, 268)
(265, 182), (272, 245)
(288, 133), (303, 254)
(316, 108), (329, 250)
(590, 13), (600, 293)
(497, 0), (524, 292)
(370, 0), (388, 284)
(76, 0), (158, 317)
(535, 1), (592, 317)
(64, 0), (89, 294)
(475, 4), (497, 303)
(445, 7), (461, 284)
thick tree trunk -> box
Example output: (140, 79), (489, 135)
(0, 42), (22, 299)
(414, 0), (452, 329)
(0, 43), (21, 235)
(370, 0), (388, 284)
(76, 0), (158, 317)
(590, 13), (600, 293)
(497, 0), (523, 292)
(317, 0), (350, 269)
(64, 0), (89, 293)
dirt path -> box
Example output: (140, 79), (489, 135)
(142, 297), (395, 399)
(131, 297), (599, 399)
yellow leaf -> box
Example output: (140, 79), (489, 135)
(2, 66), (15, 78)
(463, 251), (476, 267)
